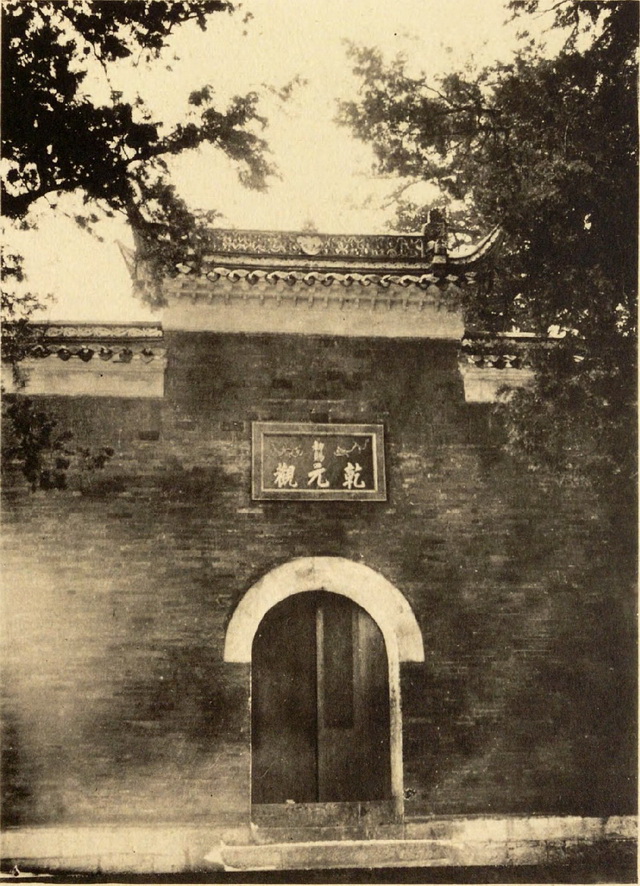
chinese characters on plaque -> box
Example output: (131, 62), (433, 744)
(252, 423), (386, 501)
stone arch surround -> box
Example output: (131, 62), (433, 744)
(224, 557), (424, 664)
(224, 556), (425, 816)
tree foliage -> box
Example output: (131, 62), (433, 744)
(1, 252), (48, 367)
(2, 0), (274, 297)
(1, 397), (115, 491)
(338, 0), (637, 491)
(2, 0), (274, 489)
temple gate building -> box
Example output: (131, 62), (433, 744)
(1, 221), (636, 874)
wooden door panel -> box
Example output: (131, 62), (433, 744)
(318, 593), (391, 802)
(352, 606), (391, 801)
(252, 591), (391, 806)
(321, 597), (354, 729)
(251, 594), (317, 804)
(317, 597), (358, 801)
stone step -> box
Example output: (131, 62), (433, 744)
(251, 800), (396, 829)
(220, 837), (456, 871)
(250, 823), (405, 844)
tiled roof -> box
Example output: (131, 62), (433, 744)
(172, 226), (504, 288)
(15, 323), (164, 364)
(184, 266), (480, 289)
(122, 219), (503, 292)
(30, 323), (163, 340)
(460, 330), (575, 370)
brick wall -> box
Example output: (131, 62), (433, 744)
(1, 332), (636, 827)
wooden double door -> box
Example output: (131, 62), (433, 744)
(251, 591), (391, 805)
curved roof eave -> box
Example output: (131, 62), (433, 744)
(448, 226), (504, 268)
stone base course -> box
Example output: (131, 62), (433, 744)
(2, 816), (635, 874)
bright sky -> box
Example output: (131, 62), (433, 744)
(7, 0), (563, 322)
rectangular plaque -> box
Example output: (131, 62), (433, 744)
(252, 422), (386, 501)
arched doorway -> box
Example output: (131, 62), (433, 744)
(224, 557), (425, 817)
(251, 590), (391, 805)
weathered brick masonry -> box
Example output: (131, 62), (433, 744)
(2, 331), (636, 836)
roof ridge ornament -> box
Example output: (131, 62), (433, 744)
(297, 234), (323, 256)
(422, 208), (448, 264)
